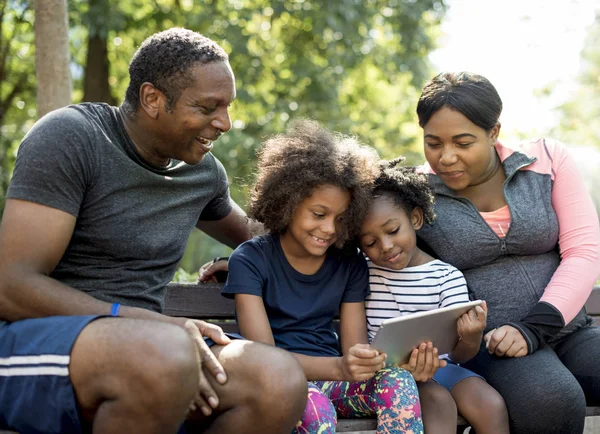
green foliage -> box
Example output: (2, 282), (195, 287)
(546, 13), (600, 214)
(0, 0), (36, 210)
(172, 267), (199, 284)
(1, 0), (446, 273)
(550, 13), (600, 148)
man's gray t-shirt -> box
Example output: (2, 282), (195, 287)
(7, 103), (232, 312)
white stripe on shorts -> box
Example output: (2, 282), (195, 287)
(0, 354), (70, 366)
(0, 366), (69, 376)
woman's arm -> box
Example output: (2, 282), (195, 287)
(509, 140), (599, 353)
(495, 139), (600, 355)
(539, 139), (600, 321)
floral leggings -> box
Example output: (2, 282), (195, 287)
(291, 367), (423, 434)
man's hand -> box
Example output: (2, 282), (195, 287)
(198, 259), (228, 283)
(338, 343), (386, 382)
(484, 325), (528, 358)
(401, 341), (446, 382)
(457, 301), (487, 345)
(182, 319), (231, 416)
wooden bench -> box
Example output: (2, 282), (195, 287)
(164, 282), (600, 433)
(2, 284), (598, 434)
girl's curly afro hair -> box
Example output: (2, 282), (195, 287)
(249, 120), (380, 246)
(372, 157), (436, 224)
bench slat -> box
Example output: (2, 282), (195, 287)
(164, 283), (233, 318)
(165, 284), (600, 318)
(586, 287), (600, 315)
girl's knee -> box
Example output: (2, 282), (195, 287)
(293, 384), (336, 434)
(480, 391), (507, 416)
(374, 367), (420, 407)
(376, 366), (418, 390)
(461, 389), (508, 430)
(454, 378), (507, 419)
(419, 381), (456, 411)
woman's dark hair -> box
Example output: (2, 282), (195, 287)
(123, 28), (228, 114)
(249, 120), (380, 246)
(416, 72), (502, 132)
(372, 157), (436, 224)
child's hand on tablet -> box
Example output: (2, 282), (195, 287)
(457, 301), (488, 345)
(338, 343), (387, 382)
(400, 341), (446, 382)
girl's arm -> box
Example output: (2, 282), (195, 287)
(336, 301), (386, 381)
(450, 302), (488, 363)
(451, 331), (482, 364)
(339, 301), (370, 352)
(234, 294), (380, 381)
(441, 270), (484, 363)
(234, 294), (275, 345)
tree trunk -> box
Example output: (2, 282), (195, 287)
(83, 32), (116, 105)
(34, 0), (72, 118)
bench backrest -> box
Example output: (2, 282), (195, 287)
(164, 282), (600, 328)
(164, 282), (239, 332)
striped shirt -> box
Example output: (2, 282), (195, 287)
(365, 259), (470, 341)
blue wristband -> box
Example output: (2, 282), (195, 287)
(110, 303), (121, 317)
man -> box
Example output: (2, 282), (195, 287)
(0, 28), (306, 434)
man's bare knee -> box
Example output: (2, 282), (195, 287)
(210, 341), (307, 427)
(70, 318), (197, 430)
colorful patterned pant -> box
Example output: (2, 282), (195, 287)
(292, 367), (423, 434)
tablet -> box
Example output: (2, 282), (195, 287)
(370, 300), (483, 365)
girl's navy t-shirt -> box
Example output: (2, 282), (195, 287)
(222, 234), (369, 357)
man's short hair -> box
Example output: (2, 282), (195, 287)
(123, 28), (229, 113)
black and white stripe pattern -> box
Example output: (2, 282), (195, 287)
(366, 259), (470, 341)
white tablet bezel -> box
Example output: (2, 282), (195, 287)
(370, 300), (484, 365)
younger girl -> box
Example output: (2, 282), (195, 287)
(359, 159), (509, 434)
(222, 121), (423, 434)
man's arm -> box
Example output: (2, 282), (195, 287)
(195, 200), (254, 249)
(0, 198), (182, 324)
(0, 198), (234, 414)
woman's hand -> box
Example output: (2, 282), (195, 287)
(338, 343), (386, 382)
(484, 325), (528, 358)
(457, 301), (488, 345)
(401, 341), (447, 382)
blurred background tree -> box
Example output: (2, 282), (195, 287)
(1, 0), (36, 212)
(1, 0), (446, 275)
(548, 12), (600, 214)
(34, 0), (72, 116)
(550, 12), (600, 148)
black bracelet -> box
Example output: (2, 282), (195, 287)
(212, 256), (229, 264)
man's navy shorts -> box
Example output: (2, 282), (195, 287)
(0, 316), (244, 434)
(0, 315), (101, 434)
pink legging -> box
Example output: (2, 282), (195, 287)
(291, 367), (423, 434)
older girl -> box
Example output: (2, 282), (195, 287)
(223, 121), (423, 434)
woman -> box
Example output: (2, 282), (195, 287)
(416, 71), (600, 433)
